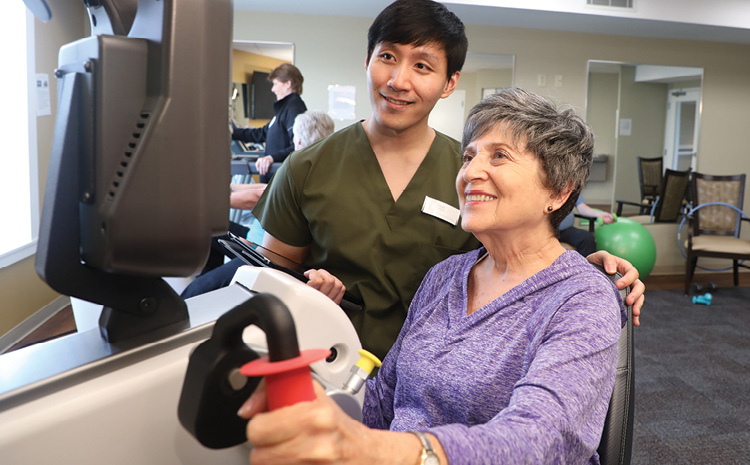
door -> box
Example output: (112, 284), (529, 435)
(664, 88), (700, 171)
(429, 89), (466, 141)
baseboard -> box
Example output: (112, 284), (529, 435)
(0, 296), (71, 354)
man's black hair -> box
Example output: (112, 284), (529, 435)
(367, 0), (468, 79)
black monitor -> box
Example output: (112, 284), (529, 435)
(251, 71), (275, 119)
(34, 0), (233, 342)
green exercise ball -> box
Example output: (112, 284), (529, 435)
(595, 217), (657, 280)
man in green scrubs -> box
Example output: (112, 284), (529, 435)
(252, 0), (644, 359)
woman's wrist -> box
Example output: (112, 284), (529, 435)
(365, 429), (425, 465)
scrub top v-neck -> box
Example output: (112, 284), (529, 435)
(253, 122), (480, 359)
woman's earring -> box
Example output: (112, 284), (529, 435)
(547, 205), (554, 212)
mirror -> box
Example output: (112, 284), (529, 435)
(584, 61), (703, 212)
(231, 41), (295, 128)
(429, 52), (515, 141)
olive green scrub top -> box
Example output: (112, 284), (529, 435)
(253, 122), (480, 359)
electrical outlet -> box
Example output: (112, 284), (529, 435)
(554, 75), (564, 87)
(537, 74), (547, 87)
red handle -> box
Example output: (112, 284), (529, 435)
(240, 348), (330, 410)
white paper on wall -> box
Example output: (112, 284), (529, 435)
(327, 85), (355, 120)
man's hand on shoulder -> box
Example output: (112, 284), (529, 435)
(586, 250), (644, 326)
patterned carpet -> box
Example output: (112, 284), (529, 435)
(632, 287), (750, 464)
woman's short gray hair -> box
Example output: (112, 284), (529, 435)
(293, 110), (335, 149)
(461, 88), (594, 231)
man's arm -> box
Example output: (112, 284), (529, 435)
(261, 233), (346, 304)
(587, 250), (644, 326)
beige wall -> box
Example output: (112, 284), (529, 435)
(457, 67), (513, 120)
(235, 12), (750, 194)
(0, 0), (86, 336)
(585, 72), (618, 205)
(614, 65), (669, 206)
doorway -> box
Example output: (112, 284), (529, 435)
(664, 88), (701, 171)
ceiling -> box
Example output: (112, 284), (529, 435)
(233, 41), (295, 62)
(233, 0), (750, 46)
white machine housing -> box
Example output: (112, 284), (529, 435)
(0, 267), (363, 464)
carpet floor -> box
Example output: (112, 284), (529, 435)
(632, 287), (750, 464)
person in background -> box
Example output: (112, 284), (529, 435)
(559, 196), (615, 256)
(291, 109), (335, 151)
(188, 110), (335, 283)
(229, 110), (335, 210)
(238, 88), (627, 465)
(232, 63), (307, 182)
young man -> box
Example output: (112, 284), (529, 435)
(190, 0), (644, 360)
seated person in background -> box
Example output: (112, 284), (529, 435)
(230, 183), (267, 211)
(193, 110), (336, 277)
(184, 0), (644, 354)
(239, 88), (628, 465)
(290, 109), (335, 152)
(229, 111), (335, 210)
(559, 196), (615, 256)
(232, 63), (307, 183)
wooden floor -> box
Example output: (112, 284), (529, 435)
(3, 271), (749, 355)
(3, 305), (76, 354)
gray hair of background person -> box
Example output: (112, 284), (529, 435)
(293, 110), (335, 149)
(269, 63), (304, 94)
(461, 87), (594, 231)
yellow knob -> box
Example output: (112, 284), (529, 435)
(355, 349), (382, 374)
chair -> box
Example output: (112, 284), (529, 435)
(684, 173), (750, 294)
(622, 169), (691, 223)
(638, 156), (664, 207)
(574, 213), (597, 232)
(615, 156), (663, 215)
(559, 214), (597, 253)
(597, 268), (635, 465)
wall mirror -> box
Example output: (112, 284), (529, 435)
(429, 52), (515, 141)
(231, 41), (295, 128)
(584, 61), (703, 211)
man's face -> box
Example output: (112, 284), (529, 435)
(366, 41), (458, 134)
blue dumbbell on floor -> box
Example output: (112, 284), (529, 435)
(692, 293), (712, 305)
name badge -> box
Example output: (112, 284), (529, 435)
(421, 196), (460, 225)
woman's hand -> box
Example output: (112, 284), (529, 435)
(586, 250), (644, 326)
(256, 155), (274, 176)
(239, 381), (416, 464)
(304, 269), (346, 304)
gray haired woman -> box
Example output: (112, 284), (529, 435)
(239, 88), (628, 465)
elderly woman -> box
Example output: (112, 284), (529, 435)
(238, 88), (627, 465)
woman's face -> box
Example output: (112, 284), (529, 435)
(271, 79), (293, 101)
(456, 126), (554, 237)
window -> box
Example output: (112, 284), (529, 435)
(0, 5), (39, 268)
